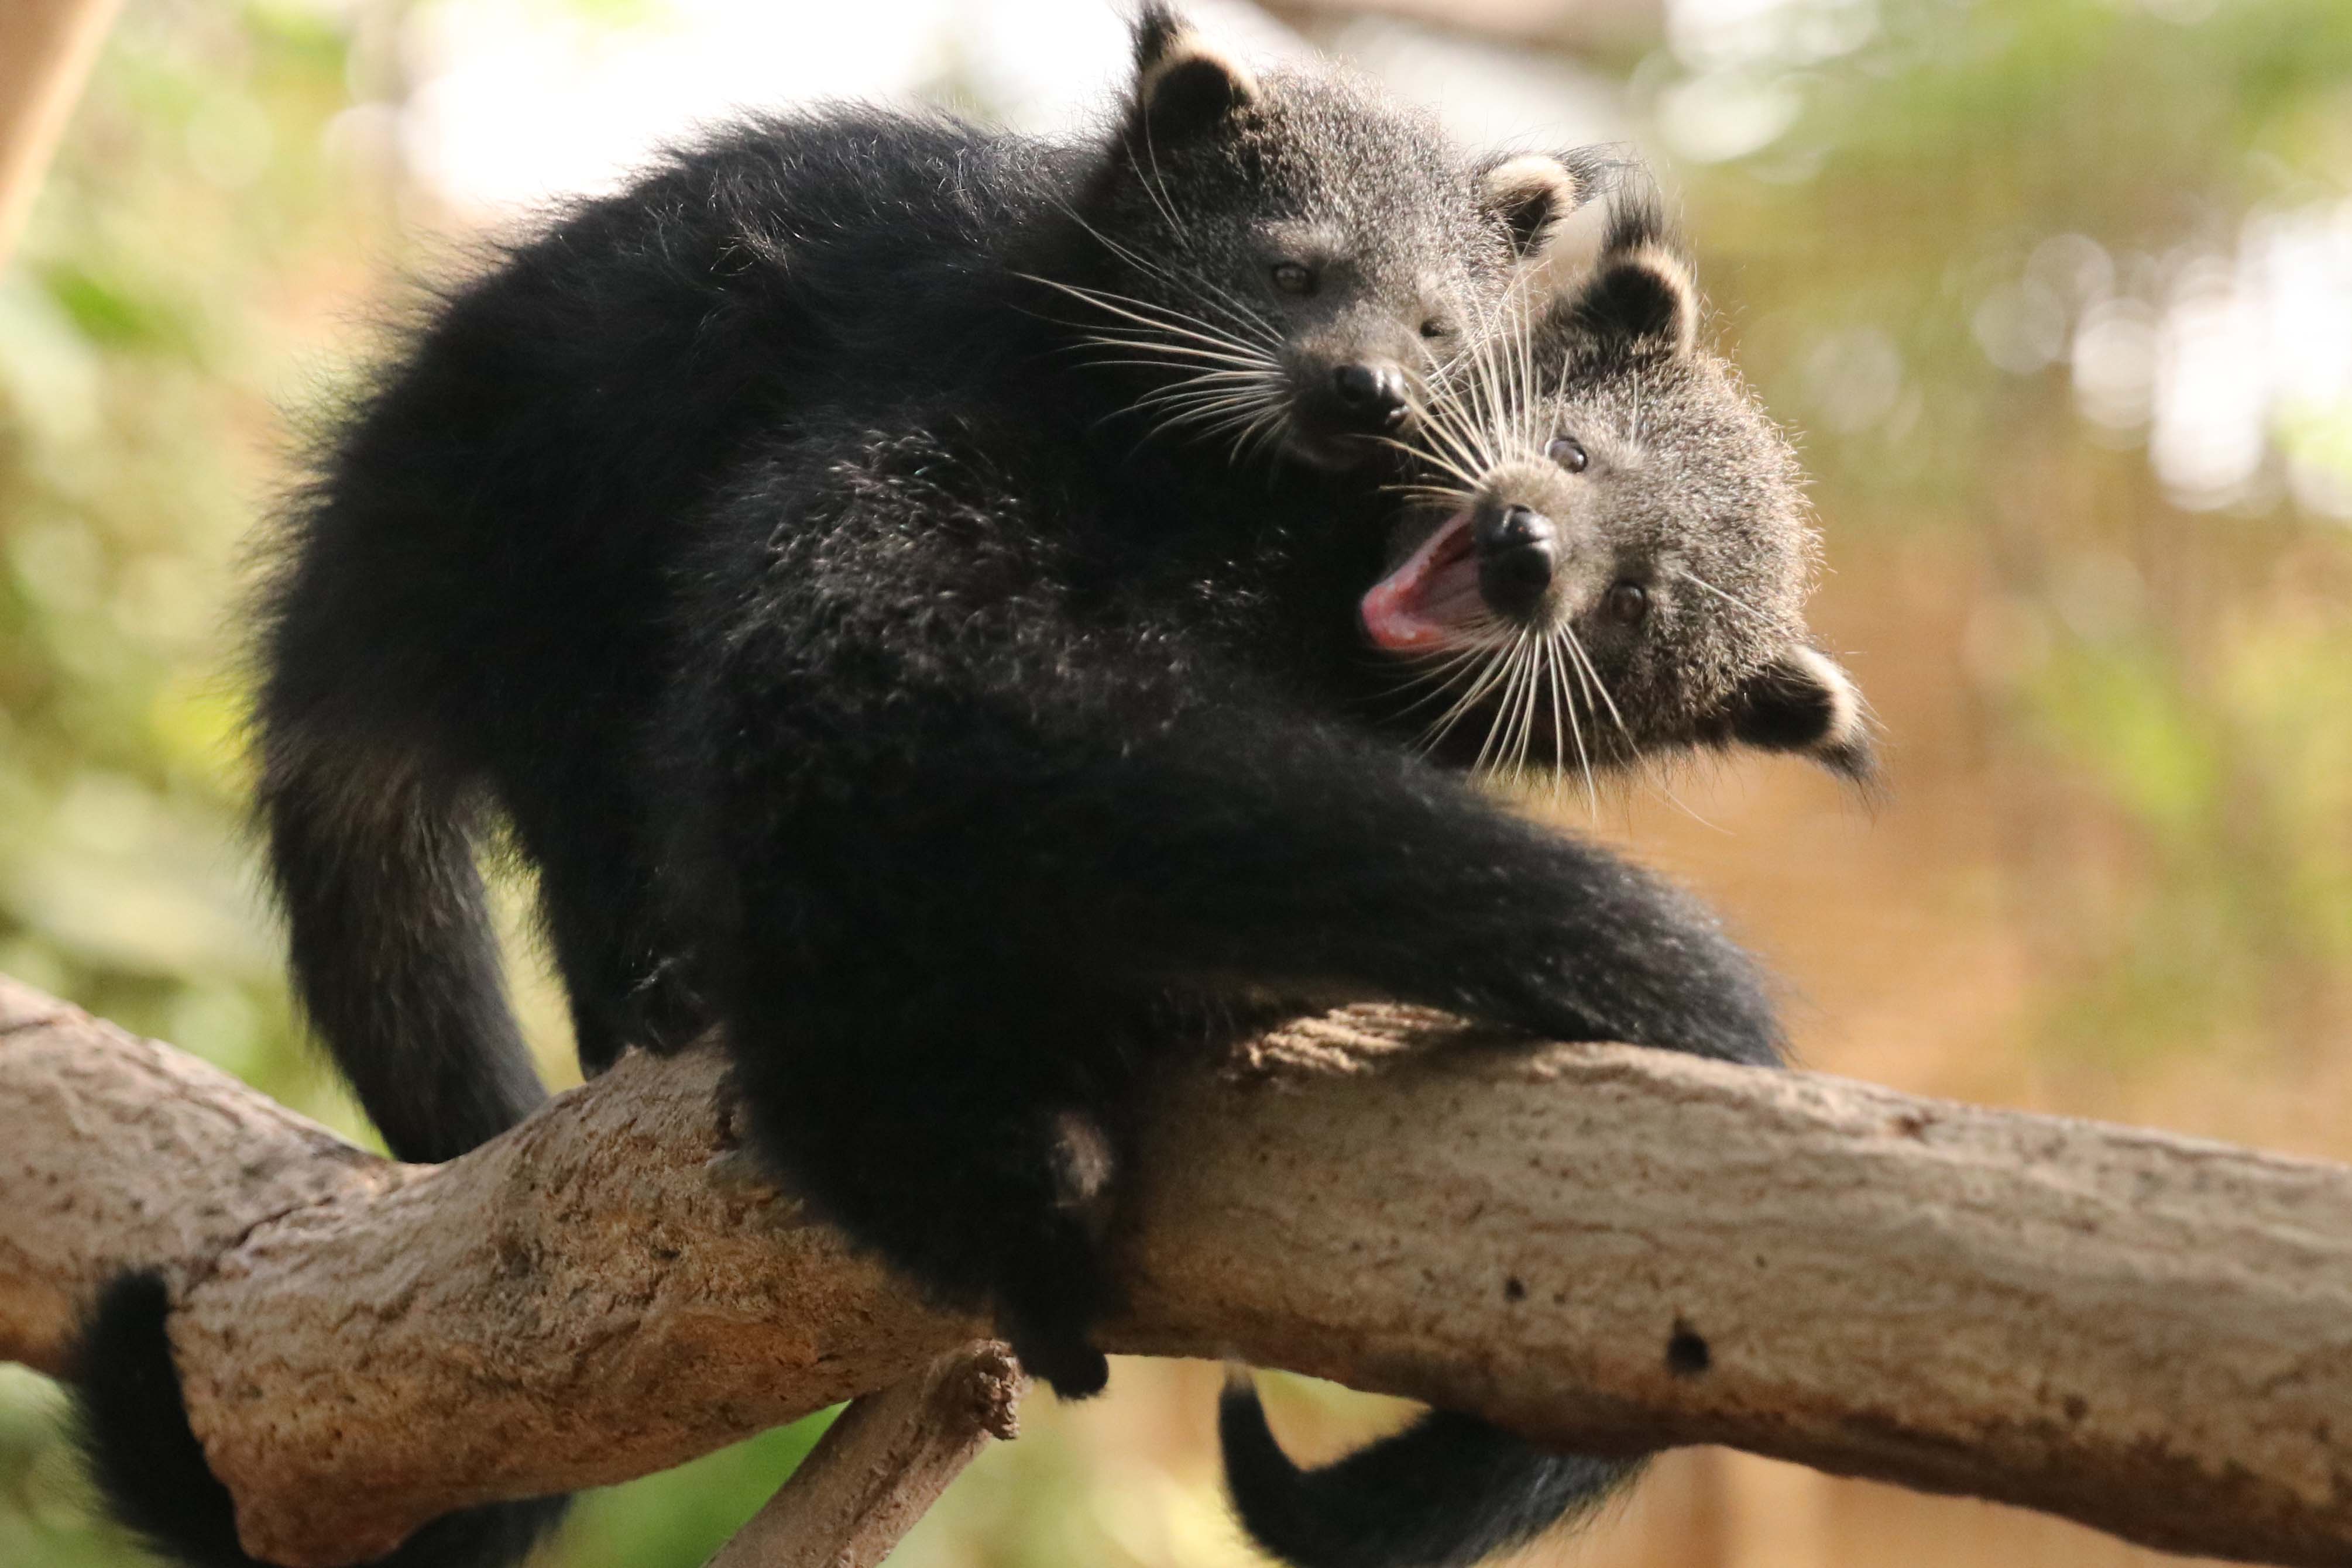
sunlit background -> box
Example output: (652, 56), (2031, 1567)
(2, 0), (2348, 1563)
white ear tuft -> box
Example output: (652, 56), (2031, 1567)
(1136, 38), (1261, 141)
(1606, 244), (1698, 355)
(1790, 645), (1863, 748)
(1481, 155), (1581, 259)
(1730, 644), (1876, 783)
(1529, 184), (1706, 359)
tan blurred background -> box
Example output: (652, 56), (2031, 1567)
(2, 0), (2347, 1563)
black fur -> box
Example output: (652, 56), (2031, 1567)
(189, 14), (1842, 1568)
(254, 22), (1543, 1161)
(642, 399), (1787, 1402)
(1220, 1377), (1639, 1568)
(71, 1271), (568, 1568)
(262, 757), (548, 1161)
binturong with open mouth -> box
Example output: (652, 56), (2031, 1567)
(1361, 187), (1874, 792)
(1217, 181), (1879, 1568)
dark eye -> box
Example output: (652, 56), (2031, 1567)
(1547, 436), (1588, 473)
(1605, 581), (1648, 625)
(1271, 262), (1315, 296)
(1420, 318), (1451, 339)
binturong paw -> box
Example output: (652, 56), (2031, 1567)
(992, 1107), (1122, 1397)
(1002, 1312), (1111, 1399)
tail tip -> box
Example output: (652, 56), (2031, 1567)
(1216, 1373), (1645, 1568)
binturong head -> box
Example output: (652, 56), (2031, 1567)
(1042, 5), (1587, 470)
(1359, 184), (1874, 786)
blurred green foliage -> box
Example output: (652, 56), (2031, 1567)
(0, 4), (843, 1562)
(1661, 0), (2352, 1071)
(1, 0), (2348, 1564)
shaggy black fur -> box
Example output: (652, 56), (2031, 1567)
(250, 15), (1558, 1168)
(646, 397), (1791, 1399)
(1205, 187), (1870, 1566)
(65, 12), (1860, 1568)
(73, 1273), (568, 1568)
(1220, 1376), (1640, 1568)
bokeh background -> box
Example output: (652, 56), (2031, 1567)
(2, 0), (2348, 1563)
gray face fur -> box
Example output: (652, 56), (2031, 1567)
(1055, 9), (1575, 469)
(1364, 197), (1873, 786)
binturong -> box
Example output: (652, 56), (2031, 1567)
(1358, 184), (1872, 789)
(66, 18), (1875, 1563)
(1216, 180), (1874, 1568)
(64, 9), (1609, 1568)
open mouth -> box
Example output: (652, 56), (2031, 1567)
(1361, 508), (1484, 651)
(1285, 427), (1388, 471)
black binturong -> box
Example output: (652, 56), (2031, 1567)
(64, 7), (1874, 1568)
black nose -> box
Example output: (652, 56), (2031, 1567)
(1477, 504), (1551, 553)
(1475, 504), (1556, 617)
(1331, 362), (1412, 431)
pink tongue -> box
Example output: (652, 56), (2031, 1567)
(1362, 512), (1479, 651)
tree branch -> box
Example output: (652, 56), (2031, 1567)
(2, 975), (2347, 1568)
(0, 0), (122, 269)
(701, 1345), (1025, 1568)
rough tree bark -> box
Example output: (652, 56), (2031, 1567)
(700, 1345), (1025, 1568)
(2, 975), (2347, 1568)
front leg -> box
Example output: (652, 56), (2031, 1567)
(702, 695), (1789, 1070)
(722, 977), (1149, 1396)
(669, 657), (1781, 1395)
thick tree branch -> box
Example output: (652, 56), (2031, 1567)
(2, 975), (2347, 1568)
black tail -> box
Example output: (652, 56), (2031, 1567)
(1218, 1371), (1642, 1568)
(257, 740), (545, 1164)
(71, 1271), (568, 1568)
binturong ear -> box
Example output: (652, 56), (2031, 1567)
(1128, 3), (1262, 145)
(1572, 244), (1698, 355)
(1480, 154), (1582, 259)
(1540, 194), (1701, 357)
(1729, 645), (1876, 783)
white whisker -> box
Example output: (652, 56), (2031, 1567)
(1537, 629), (1573, 806)
(1033, 201), (1286, 351)
(1471, 635), (1536, 775)
(1551, 628), (1600, 812)
(1560, 624), (1630, 751)
(1074, 338), (1279, 373)
(1024, 277), (1279, 362)
(1419, 630), (1522, 754)
(1510, 635), (1546, 781)
(1675, 568), (1781, 629)
(1374, 435), (1484, 493)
